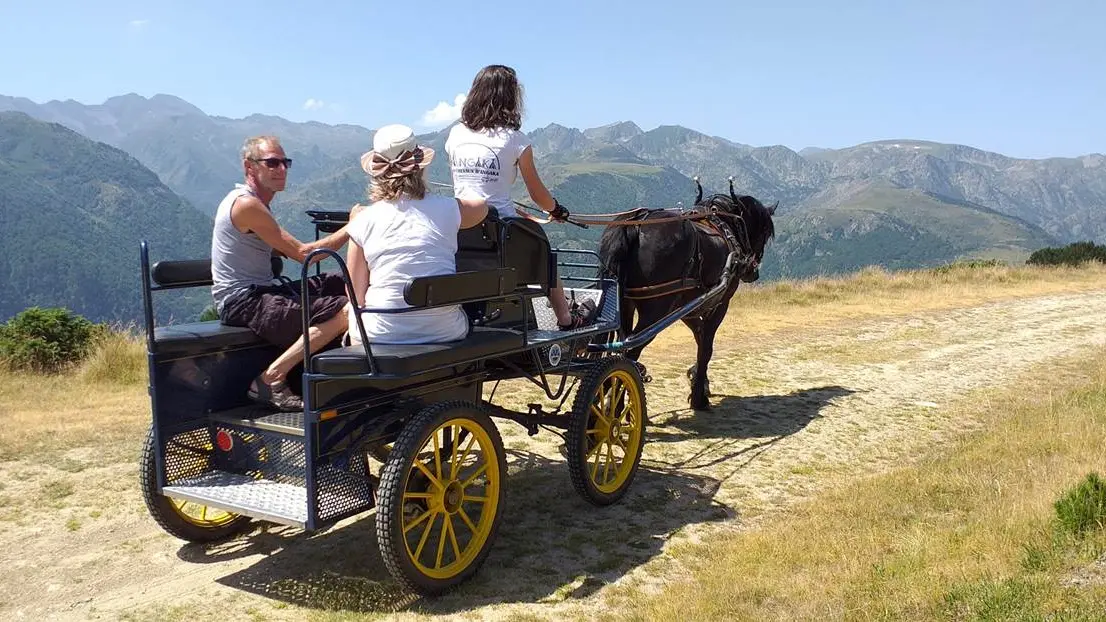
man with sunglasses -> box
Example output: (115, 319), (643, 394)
(211, 135), (351, 411)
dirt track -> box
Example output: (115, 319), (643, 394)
(2, 289), (1105, 621)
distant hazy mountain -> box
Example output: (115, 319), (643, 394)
(2, 92), (1101, 295)
(0, 112), (212, 322)
(0, 93), (374, 217)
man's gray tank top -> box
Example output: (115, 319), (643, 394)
(210, 184), (277, 314)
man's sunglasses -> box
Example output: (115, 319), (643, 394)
(251, 157), (293, 169)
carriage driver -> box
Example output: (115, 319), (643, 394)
(211, 135), (352, 412)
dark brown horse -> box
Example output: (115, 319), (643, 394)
(598, 179), (776, 410)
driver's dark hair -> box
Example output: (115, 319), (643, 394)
(461, 65), (523, 132)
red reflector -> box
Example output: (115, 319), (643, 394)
(215, 430), (234, 452)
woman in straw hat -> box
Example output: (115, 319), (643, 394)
(345, 124), (489, 345)
(445, 64), (597, 330)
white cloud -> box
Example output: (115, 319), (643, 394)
(303, 98), (325, 111)
(421, 93), (466, 127)
(128, 19), (149, 29)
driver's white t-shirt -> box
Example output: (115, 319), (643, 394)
(445, 124), (531, 218)
(345, 194), (469, 345)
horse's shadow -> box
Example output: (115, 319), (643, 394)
(645, 385), (856, 471)
(182, 448), (731, 615)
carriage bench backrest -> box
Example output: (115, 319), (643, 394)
(456, 217), (553, 293)
(151, 259), (214, 289)
(403, 268), (518, 309)
(150, 257), (284, 289)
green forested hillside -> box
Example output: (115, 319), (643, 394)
(763, 182), (1058, 279)
(0, 112), (212, 322)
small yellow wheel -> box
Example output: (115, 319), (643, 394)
(567, 356), (647, 506)
(139, 425), (251, 542)
(376, 401), (506, 595)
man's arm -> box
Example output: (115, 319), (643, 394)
(232, 195), (350, 263)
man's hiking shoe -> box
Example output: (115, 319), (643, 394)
(248, 376), (303, 412)
(558, 298), (599, 331)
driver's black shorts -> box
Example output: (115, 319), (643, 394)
(220, 273), (348, 348)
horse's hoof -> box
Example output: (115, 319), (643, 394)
(688, 395), (711, 411)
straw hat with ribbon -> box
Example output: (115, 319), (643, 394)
(360, 124), (435, 180)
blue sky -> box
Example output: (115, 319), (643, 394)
(0, 0), (1101, 158)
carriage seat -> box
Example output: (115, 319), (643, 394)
(148, 257), (281, 355)
(153, 322), (265, 355)
(309, 327), (522, 375)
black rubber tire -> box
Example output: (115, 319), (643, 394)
(566, 356), (648, 506)
(375, 401), (506, 595)
(139, 425), (252, 543)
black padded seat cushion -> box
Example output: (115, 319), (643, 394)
(154, 321), (265, 354)
(310, 327), (523, 376)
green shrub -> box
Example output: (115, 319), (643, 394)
(1027, 241), (1106, 267)
(1054, 472), (1106, 538)
(0, 307), (99, 373)
(199, 306), (218, 322)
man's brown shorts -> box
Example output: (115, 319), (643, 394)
(220, 273), (348, 348)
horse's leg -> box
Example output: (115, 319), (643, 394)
(687, 296), (731, 411)
(681, 315), (705, 394)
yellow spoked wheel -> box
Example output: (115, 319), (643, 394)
(376, 401), (506, 595)
(567, 356), (647, 506)
(168, 498), (240, 529)
(139, 426), (251, 543)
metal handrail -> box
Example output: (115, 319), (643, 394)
(300, 249), (374, 374)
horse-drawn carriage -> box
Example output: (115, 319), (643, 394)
(138, 180), (774, 595)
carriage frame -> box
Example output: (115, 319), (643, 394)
(138, 211), (659, 594)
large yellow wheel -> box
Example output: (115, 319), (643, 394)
(376, 401), (506, 595)
(139, 425), (251, 543)
(567, 356), (647, 506)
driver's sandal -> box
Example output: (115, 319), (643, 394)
(248, 375), (304, 412)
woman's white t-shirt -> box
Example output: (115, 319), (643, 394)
(445, 124), (531, 218)
(346, 194), (469, 345)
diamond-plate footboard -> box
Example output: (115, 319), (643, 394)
(530, 287), (605, 331)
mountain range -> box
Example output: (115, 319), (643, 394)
(1, 92), (1102, 323)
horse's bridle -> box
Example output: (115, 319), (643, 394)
(706, 202), (759, 274)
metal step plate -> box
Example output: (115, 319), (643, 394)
(163, 471), (308, 528)
(211, 407), (304, 436)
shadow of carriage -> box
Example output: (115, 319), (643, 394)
(174, 449), (731, 614)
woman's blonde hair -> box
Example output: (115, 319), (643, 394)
(369, 169), (428, 202)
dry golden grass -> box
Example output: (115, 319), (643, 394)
(724, 262), (1106, 335)
(611, 352), (1106, 621)
(0, 330), (148, 462)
